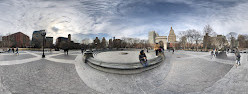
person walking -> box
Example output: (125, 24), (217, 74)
(139, 50), (148, 67)
(16, 47), (19, 55)
(8, 48), (11, 53)
(235, 48), (241, 67)
(154, 43), (160, 56)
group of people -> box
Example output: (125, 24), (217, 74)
(154, 43), (165, 56)
(211, 49), (217, 59)
(7, 47), (19, 55)
(211, 48), (241, 67)
(139, 43), (167, 67)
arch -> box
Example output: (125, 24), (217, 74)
(155, 36), (167, 50)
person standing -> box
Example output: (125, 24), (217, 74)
(12, 47), (14, 53)
(172, 48), (175, 54)
(139, 50), (148, 67)
(64, 48), (69, 55)
(211, 50), (214, 59)
(159, 46), (163, 53)
(81, 48), (84, 54)
(214, 49), (217, 57)
(16, 47), (19, 55)
(154, 43), (160, 56)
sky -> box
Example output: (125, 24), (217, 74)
(0, 0), (248, 43)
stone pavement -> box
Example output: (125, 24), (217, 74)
(0, 51), (99, 94)
(0, 50), (247, 94)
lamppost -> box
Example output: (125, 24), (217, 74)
(41, 30), (46, 58)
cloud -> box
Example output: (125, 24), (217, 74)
(51, 27), (59, 32)
(0, 0), (247, 43)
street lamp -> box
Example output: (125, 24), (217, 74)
(41, 30), (46, 58)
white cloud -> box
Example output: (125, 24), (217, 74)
(0, 0), (247, 43)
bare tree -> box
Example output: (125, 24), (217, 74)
(237, 35), (246, 48)
(101, 37), (107, 49)
(211, 35), (228, 50)
(226, 32), (238, 41)
(184, 29), (203, 51)
(179, 36), (187, 49)
(203, 25), (217, 37)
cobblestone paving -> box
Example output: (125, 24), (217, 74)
(0, 59), (99, 94)
(77, 51), (238, 94)
(0, 51), (100, 94)
(51, 54), (77, 60)
(0, 54), (35, 61)
(0, 50), (247, 94)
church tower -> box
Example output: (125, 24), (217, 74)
(168, 27), (176, 42)
(68, 34), (71, 42)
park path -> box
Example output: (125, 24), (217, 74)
(198, 53), (248, 94)
(75, 50), (239, 94)
(0, 50), (247, 94)
(0, 51), (100, 94)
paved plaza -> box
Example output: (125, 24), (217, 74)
(0, 50), (247, 94)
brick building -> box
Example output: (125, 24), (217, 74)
(2, 32), (30, 48)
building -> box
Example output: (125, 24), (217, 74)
(203, 33), (229, 50)
(168, 27), (176, 42)
(167, 27), (177, 49)
(56, 37), (68, 48)
(55, 34), (79, 49)
(68, 34), (71, 42)
(108, 39), (113, 48)
(31, 31), (44, 48)
(2, 32), (30, 48)
(0, 36), (2, 47)
(93, 37), (101, 49)
(113, 39), (122, 48)
(148, 31), (168, 50)
(148, 31), (158, 44)
(45, 37), (53, 48)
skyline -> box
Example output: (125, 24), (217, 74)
(0, 0), (248, 42)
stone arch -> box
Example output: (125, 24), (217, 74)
(155, 36), (167, 50)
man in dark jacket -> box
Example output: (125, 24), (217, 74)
(139, 50), (148, 67)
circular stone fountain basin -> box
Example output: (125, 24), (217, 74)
(93, 51), (157, 63)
